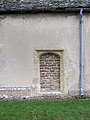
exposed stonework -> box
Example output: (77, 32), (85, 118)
(40, 53), (60, 92)
(0, 87), (31, 97)
(0, 0), (90, 13)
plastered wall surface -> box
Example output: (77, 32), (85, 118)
(84, 14), (90, 95)
(0, 13), (85, 97)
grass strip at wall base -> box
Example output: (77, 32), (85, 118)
(0, 99), (90, 120)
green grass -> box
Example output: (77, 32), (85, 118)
(0, 99), (90, 120)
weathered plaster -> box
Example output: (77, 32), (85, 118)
(0, 13), (81, 97)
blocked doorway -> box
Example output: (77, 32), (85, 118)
(40, 53), (60, 92)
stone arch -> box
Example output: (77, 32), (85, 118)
(39, 52), (60, 92)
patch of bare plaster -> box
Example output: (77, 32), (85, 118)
(63, 53), (79, 95)
(68, 82), (79, 96)
(0, 44), (5, 73)
(83, 83), (90, 96)
(67, 58), (78, 81)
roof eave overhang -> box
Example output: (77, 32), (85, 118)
(0, 7), (90, 14)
